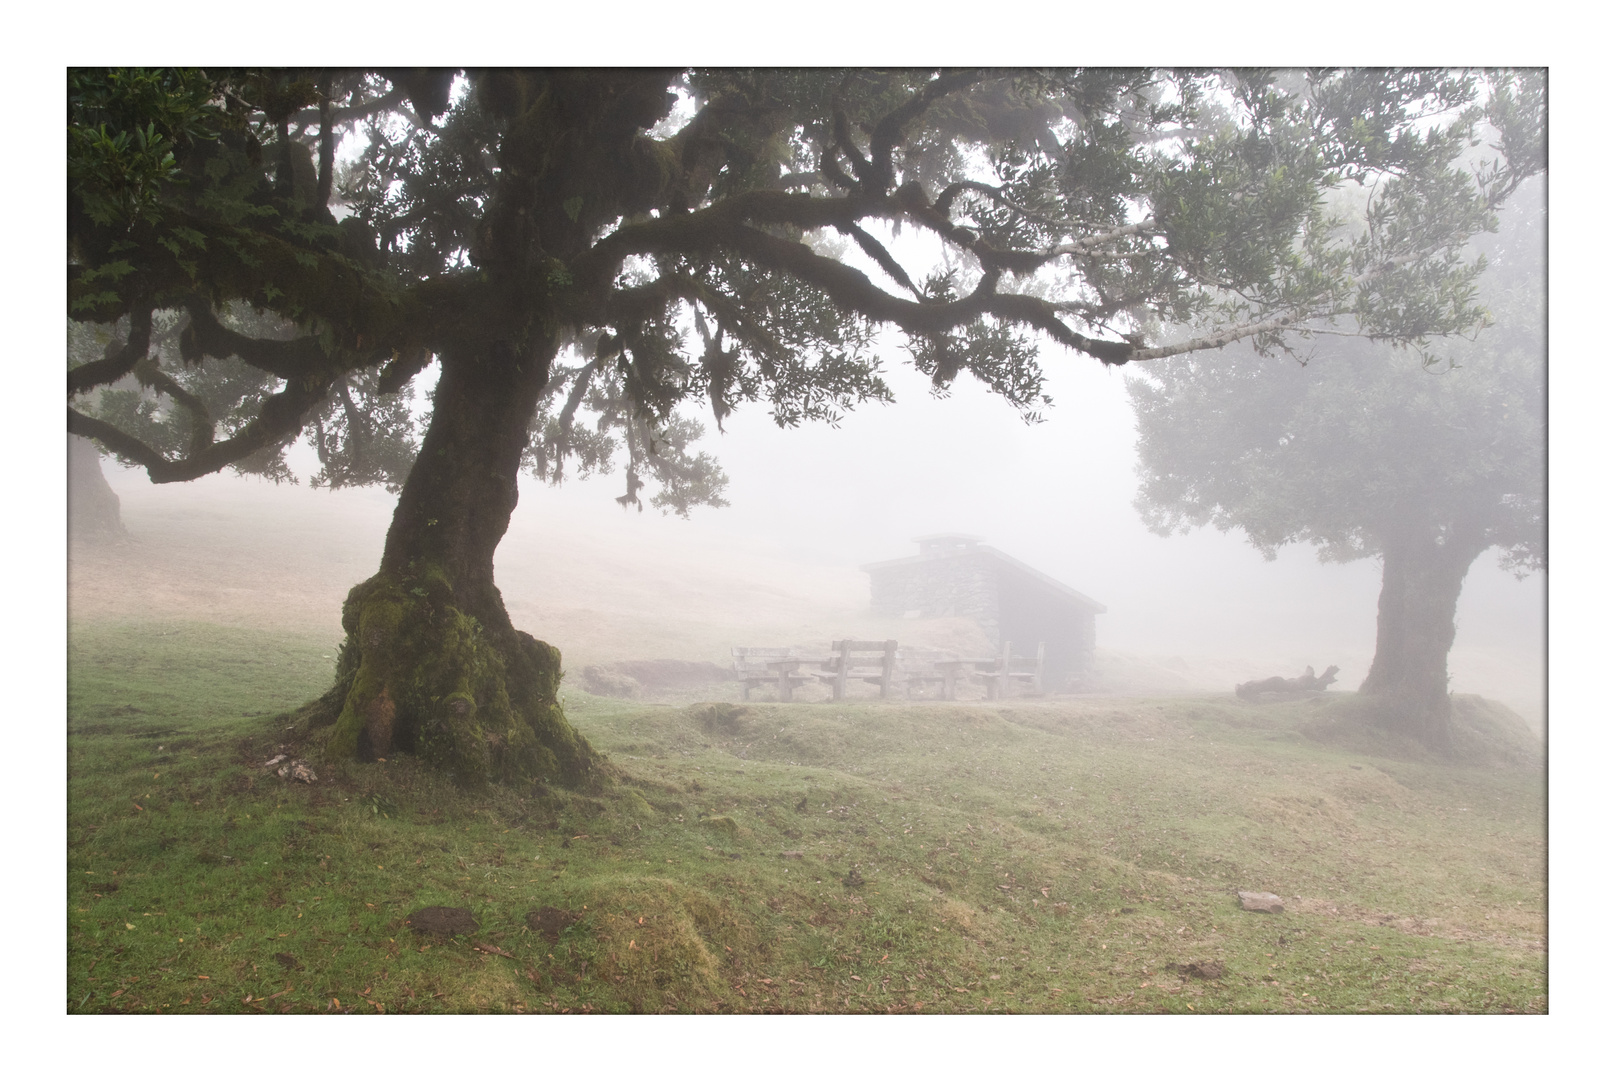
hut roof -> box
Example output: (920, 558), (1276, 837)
(861, 536), (1107, 614)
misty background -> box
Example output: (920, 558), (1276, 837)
(79, 332), (1546, 730)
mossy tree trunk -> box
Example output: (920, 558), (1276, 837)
(310, 334), (598, 788)
(1358, 523), (1487, 752)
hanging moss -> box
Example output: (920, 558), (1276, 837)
(313, 566), (598, 788)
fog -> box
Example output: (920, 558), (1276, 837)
(80, 336), (1545, 731)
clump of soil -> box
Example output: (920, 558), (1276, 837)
(689, 702), (753, 735)
(524, 906), (576, 943)
(406, 906), (479, 937)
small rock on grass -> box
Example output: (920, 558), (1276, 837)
(275, 760), (317, 783)
(1238, 890), (1285, 913)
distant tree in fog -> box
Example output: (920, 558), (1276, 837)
(1128, 182), (1545, 750)
(68, 434), (124, 538)
(67, 68), (1543, 785)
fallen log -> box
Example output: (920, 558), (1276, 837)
(1236, 665), (1339, 701)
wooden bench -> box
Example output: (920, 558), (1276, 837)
(731, 647), (818, 701)
(973, 641), (1046, 700)
(815, 639), (898, 701)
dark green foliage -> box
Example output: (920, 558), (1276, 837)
(69, 67), (1546, 507)
(66, 68), (1546, 782)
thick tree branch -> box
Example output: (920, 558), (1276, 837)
(68, 373), (332, 484)
(180, 302), (333, 380)
(837, 222), (922, 298)
(831, 110), (876, 191)
(68, 304), (154, 397)
(579, 185), (1060, 301)
(135, 357), (215, 457)
(377, 346), (434, 394)
(818, 145), (858, 192)
(866, 70), (984, 192)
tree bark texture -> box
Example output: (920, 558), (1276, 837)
(308, 337), (599, 787)
(68, 434), (123, 538)
(1359, 528), (1485, 751)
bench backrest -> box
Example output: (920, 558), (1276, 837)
(731, 646), (797, 678)
(829, 639), (898, 668)
(1004, 641), (1045, 674)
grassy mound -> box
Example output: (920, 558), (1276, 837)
(68, 621), (1546, 1014)
(1292, 693), (1544, 769)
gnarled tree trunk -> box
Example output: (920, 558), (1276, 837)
(1359, 525), (1486, 752)
(302, 336), (599, 788)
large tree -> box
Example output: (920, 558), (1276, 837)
(1128, 179), (1546, 749)
(67, 68), (1544, 784)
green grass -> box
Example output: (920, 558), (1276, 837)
(67, 620), (1546, 1014)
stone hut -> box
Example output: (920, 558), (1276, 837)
(861, 534), (1105, 691)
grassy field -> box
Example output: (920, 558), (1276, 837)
(66, 619), (1546, 1015)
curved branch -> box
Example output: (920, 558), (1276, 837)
(604, 217), (1131, 363)
(135, 358), (215, 457)
(837, 222), (922, 298)
(867, 69), (983, 192)
(68, 374), (332, 484)
(818, 145), (858, 192)
(68, 304), (154, 397)
(180, 302), (332, 380)
(831, 109), (876, 191)
(377, 346), (434, 394)
(1132, 314), (1305, 361)
(579, 185), (1057, 297)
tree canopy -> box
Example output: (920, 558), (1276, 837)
(66, 68), (1547, 782)
(1127, 178), (1546, 746)
(70, 68), (1544, 499)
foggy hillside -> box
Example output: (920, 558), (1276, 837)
(69, 347), (1545, 730)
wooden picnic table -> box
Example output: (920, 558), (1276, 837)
(733, 646), (824, 701)
(763, 657), (817, 702)
(971, 642), (1045, 699)
(930, 657), (997, 700)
